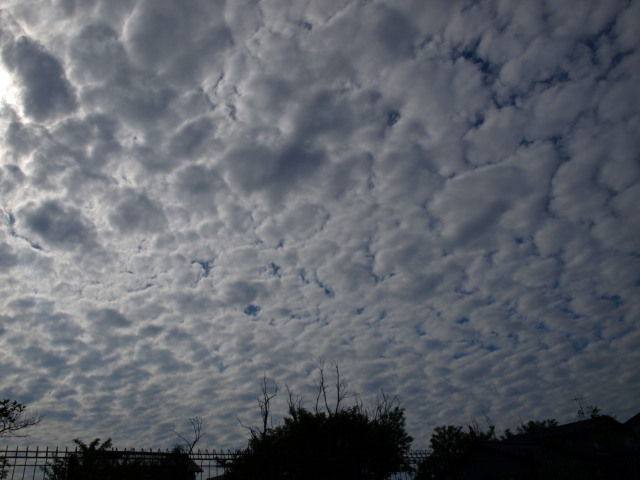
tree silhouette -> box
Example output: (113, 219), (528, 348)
(416, 421), (496, 480)
(1, 398), (42, 479)
(503, 418), (558, 438)
(43, 438), (200, 480)
(221, 361), (413, 479)
(0, 399), (42, 438)
(43, 438), (114, 480)
(172, 416), (206, 454)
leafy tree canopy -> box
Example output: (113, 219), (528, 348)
(416, 421), (497, 480)
(503, 418), (559, 438)
(43, 438), (198, 480)
(416, 400), (606, 479)
(221, 361), (413, 480)
(43, 438), (114, 480)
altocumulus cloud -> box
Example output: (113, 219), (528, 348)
(0, 0), (639, 450)
(1, 36), (77, 121)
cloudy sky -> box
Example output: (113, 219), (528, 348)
(1, 0), (639, 450)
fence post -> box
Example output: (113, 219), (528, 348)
(33, 446), (39, 480)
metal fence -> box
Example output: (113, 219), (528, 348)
(1, 446), (428, 480)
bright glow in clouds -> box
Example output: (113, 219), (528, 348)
(0, 66), (20, 111)
(0, 0), (639, 450)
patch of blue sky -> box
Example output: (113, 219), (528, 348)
(592, 325), (603, 341)
(571, 338), (589, 353)
(455, 287), (474, 295)
(340, 335), (356, 346)
(559, 305), (582, 319)
(386, 110), (401, 126)
(191, 259), (213, 277)
(600, 294), (623, 308)
(316, 279), (334, 298)
(481, 344), (499, 352)
(269, 262), (281, 276)
(457, 38), (496, 79)
(243, 304), (260, 316)
(298, 268), (309, 284)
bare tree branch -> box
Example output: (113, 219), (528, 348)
(0, 399), (42, 438)
(333, 360), (349, 414)
(172, 416), (206, 454)
(285, 384), (303, 420)
(236, 414), (256, 439)
(312, 359), (357, 415)
(258, 375), (278, 437)
(236, 376), (278, 440)
(573, 394), (586, 420)
(314, 357), (327, 414)
(369, 390), (400, 421)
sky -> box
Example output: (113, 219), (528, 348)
(0, 0), (639, 450)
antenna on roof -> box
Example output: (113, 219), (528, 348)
(573, 395), (586, 420)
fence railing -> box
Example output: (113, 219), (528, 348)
(1, 446), (428, 480)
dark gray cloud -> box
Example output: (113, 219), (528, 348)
(123, 0), (232, 85)
(108, 188), (167, 234)
(2, 36), (76, 121)
(174, 163), (225, 199)
(82, 77), (177, 131)
(1, 0), (638, 452)
(19, 200), (97, 250)
(0, 241), (18, 268)
(69, 23), (127, 84)
(169, 117), (216, 159)
(88, 308), (132, 329)
(222, 142), (327, 206)
(4, 120), (49, 158)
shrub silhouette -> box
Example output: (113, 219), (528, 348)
(221, 362), (413, 480)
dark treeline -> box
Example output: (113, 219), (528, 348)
(2, 368), (638, 480)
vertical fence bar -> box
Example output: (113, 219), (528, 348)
(20, 445), (27, 480)
(4, 446), (9, 480)
(11, 445), (17, 480)
(13, 445), (20, 476)
(30, 446), (35, 480)
(1, 445), (6, 480)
